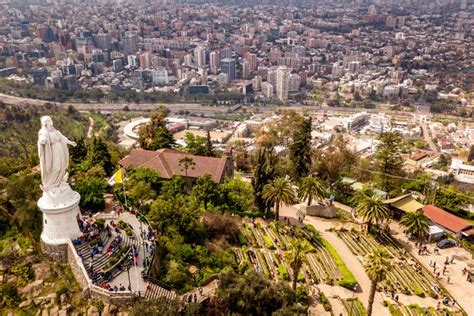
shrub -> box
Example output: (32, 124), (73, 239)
(263, 235), (274, 249)
(319, 291), (331, 311)
(124, 227), (133, 237)
(320, 239), (358, 290)
(295, 286), (308, 305)
(55, 286), (69, 304)
(413, 284), (425, 297)
(278, 263), (288, 280)
(235, 230), (247, 246)
(95, 218), (105, 228)
(10, 261), (34, 287)
(1, 283), (20, 307)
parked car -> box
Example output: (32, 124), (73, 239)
(437, 239), (456, 249)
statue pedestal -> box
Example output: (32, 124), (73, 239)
(38, 184), (82, 260)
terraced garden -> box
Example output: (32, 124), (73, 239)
(338, 297), (367, 316)
(336, 229), (445, 298)
(235, 220), (357, 290)
(386, 302), (465, 316)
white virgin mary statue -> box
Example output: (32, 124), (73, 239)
(38, 116), (77, 192)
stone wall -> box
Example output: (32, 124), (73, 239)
(89, 286), (135, 306)
(65, 240), (135, 307)
(66, 240), (91, 290)
(42, 241), (68, 263)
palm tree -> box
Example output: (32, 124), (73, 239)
(399, 211), (430, 243)
(284, 239), (312, 290)
(356, 196), (390, 233)
(298, 175), (326, 206)
(365, 248), (393, 316)
(263, 177), (298, 221)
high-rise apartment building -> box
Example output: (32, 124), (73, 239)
(245, 52), (257, 70)
(194, 47), (206, 68)
(209, 51), (219, 74)
(221, 58), (236, 81)
(152, 67), (168, 85)
(276, 66), (289, 101)
(242, 60), (251, 79)
(122, 31), (138, 54)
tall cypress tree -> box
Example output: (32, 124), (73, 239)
(252, 148), (276, 212)
(86, 137), (113, 175)
(375, 132), (405, 194)
(204, 130), (215, 157)
(289, 117), (312, 180)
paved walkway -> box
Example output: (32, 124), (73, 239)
(389, 221), (473, 313)
(107, 212), (153, 293)
(279, 202), (461, 315)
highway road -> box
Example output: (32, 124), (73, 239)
(0, 93), (228, 115)
(1, 93), (473, 123)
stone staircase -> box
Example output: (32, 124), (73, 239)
(73, 225), (141, 285)
(144, 282), (177, 301)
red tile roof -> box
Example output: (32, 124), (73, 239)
(409, 152), (428, 161)
(119, 148), (232, 183)
(422, 205), (472, 234)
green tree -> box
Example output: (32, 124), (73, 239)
(184, 132), (207, 156)
(252, 148), (276, 213)
(138, 106), (174, 150)
(297, 176), (325, 206)
(205, 130), (215, 157)
(284, 239), (312, 290)
(164, 260), (190, 289)
(356, 196), (390, 233)
(375, 132), (405, 194)
(179, 156), (196, 178)
(350, 185), (375, 206)
(289, 118), (312, 179)
(232, 140), (251, 172)
(151, 128), (175, 150)
(127, 167), (161, 193)
(219, 177), (254, 215)
(215, 269), (298, 315)
(365, 248), (393, 316)
(314, 134), (357, 183)
(86, 137), (113, 175)
(434, 186), (471, 214)
(75, 177), (108, 212)
(69, 138), (87, 165)
(399, 211), (430, 242)
(4, 172), (42, 238)
(192, 174), (219, 210)
(263, 177), (298, 221)
(148, 196), (206, 244)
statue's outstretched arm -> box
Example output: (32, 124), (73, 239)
(59, 132), (77, 147)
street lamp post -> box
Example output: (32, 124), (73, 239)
(126, 265), (132, 292)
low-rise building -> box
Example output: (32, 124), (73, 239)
(451, 158), (474, 184)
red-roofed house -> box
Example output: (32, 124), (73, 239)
(119, 148), (233, 183)
(422, 205), (473, 240)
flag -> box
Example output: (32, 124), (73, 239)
(108, 169), (123, 186)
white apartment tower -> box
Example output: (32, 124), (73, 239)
(210, 51), (219, 74)
(276, 66), (290, 101)
(194, 47), (206, 68)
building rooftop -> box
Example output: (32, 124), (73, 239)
(422, 205), (472, 234)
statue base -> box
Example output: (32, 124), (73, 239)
(38, 184), (82, 253)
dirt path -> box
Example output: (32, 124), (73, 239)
(87, 116), (94, 138)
